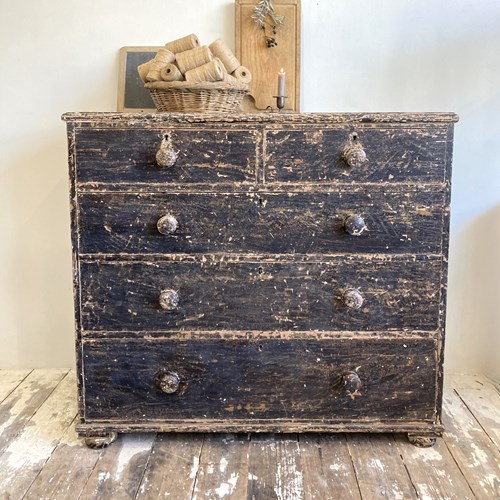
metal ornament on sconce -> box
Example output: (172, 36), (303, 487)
(252, 0), (285, 49)
(265, 32), (278, 48)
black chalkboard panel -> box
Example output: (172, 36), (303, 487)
(118, 47), (161, 112)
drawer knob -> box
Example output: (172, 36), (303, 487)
(344, 214), (367, 236)
(156, 372), (180, 394)
(156, 138), (178, 167)
(342, 288), (364, 309)
(342, 371), (362, 399)
(159, 289), (179, 311)
(342, 144), (367, 168)
(157, 214), (179, 235)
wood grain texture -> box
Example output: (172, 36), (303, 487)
(247, 434), (304, 499)
(235, 0), (301, 111)
(394, 434), (475, 499)
(0, 371), (75, 498)
(2, 371), (498, 499)
(192, 434), (249, 498)
(78, 186), (446, 255)
(347, 434), (417, 499)
(79, 256), (441, 332)
(23, 416), (101, 500)
(0, 370), (30, 403)
(63, 112), (456, 439)
(265, 126), (450, 184)
(136, 433), (203, 498)
(62, 111), (459, 125)
(298, 433), (362, 499)
(75, 127), (259, 184)
(81, 337), (437, 422)
(441, 387), (500, 498)
(0, 369), (68, 456)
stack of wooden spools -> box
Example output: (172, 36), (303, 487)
(139, 34), (251, 113)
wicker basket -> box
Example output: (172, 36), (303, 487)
(145, 81), (249, 113)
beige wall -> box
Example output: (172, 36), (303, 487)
(1, 0), (498, 379)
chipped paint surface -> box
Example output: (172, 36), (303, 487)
(274, 458), (304, 500)
(189, 455), (200, 479)
(66, 113), (454, 444)
(214, 472), (239, 498)
(3, 369), (500, 499)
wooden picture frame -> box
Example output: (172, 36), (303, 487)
(117, 46), (161, 112)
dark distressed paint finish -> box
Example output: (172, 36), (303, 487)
(74, 128), (259, 184)
(82, 338), (437, 422)
(264, 126), (451, 184)
(63, 111), (457, 442)
(78, 187), (445, 255)
(79, 256), (441, 332)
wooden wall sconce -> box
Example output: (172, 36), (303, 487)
(235, 0), (301, 111)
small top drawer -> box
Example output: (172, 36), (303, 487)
(74, 128), (258, 185)
(265, 126), (450, 183)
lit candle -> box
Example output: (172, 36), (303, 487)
(277, 68), (286, 97)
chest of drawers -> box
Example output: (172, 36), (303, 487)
(63, 112), (457, 448)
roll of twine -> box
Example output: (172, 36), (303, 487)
(160, 63), (183, 82)
(213, 58), (228, 74)
(176, 46), (213, 74)
(137, 59), (153, 83)
(146, 60), (168, 82)
(153, 48), (175, 64)
(232, 65), (252, 84)
(209, 39), (240, 73)
(184, 59), (224, 83)
(222, 73), (238, 85)
(164, 33), (200, 54)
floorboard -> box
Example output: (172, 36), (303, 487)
(0, 371), (497, 499)
(347, 433), (417, 499)
(0, 370), (74, 499)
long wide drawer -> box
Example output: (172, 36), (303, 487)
(74, 128), (258, 184)
(78, 187), (446, 255)
(80, 256), (441, 332)
(265, 126), (450, 183)
(81, 338), (437, 422)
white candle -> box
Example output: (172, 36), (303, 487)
(277, 68), (286, 97)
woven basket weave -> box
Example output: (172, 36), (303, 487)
(145, 81), (248, 113)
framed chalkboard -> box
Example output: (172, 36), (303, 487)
(117, 46), (161, 112)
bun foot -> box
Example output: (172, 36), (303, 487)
(408, 433), (437, 447)
(83, 432), (118, 449)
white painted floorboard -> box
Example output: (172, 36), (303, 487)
(0, 371), (497, 499)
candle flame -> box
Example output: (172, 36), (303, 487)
(280, 68), (284, 72)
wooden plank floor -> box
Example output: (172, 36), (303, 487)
(0, 371), (498, 499)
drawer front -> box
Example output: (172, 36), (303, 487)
(265, 126), (449, 183)
(78, 187), (445, 255)
(74, 128), (258, 184)
(82, 338), (437, 421)
(80, 257), (441, 332)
